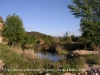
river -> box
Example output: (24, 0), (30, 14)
(36, 52), (65, 62)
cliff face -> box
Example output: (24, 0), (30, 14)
(0, 23), (3, 31)
(0, 16), (4, 43)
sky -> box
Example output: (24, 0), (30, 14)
(0, 0), (81, 36)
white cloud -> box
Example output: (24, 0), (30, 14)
(27, 25), (33, 28)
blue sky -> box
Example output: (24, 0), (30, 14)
(0, 0), (81, 36)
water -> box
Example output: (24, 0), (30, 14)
(36, 52), (65, 62)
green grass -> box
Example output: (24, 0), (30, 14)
(64, 56), (86, 73)
(1, 44), (99, 75)
(57, 50), (68, 55)
(0, 44), (61, 75)
(0, 44), (33, 75)
(84, 54), (100, 64)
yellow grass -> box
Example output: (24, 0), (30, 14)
(12, 48), (38, 60)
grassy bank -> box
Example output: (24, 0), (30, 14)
(84, 54), (100, 64)
(0, 44), (61, 75)
(0, 44), (99, 75)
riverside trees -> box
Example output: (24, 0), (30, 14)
(68, 0), (100, 48)
(1, 14), (35, 48)
(2, 14), (26, 47)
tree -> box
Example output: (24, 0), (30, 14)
(71, 34), (78, 42)
(23, 34), (35, 44)
(63, 31), (68, 40)
(68, 0), (100, 47)
(62, 31), (72, 43)
(2, 14), (26, 47)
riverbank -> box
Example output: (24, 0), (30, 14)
(0, 44), (100, 75)
(0, 44), (63, 75)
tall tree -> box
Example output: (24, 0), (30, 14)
(2, 14), (26, 47)
(68, 0), (100, 47)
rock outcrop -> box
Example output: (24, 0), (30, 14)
(0, 16), (4, 43)
(71, 50), (99, 56)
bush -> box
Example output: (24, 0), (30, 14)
(85, 54), (100, 64)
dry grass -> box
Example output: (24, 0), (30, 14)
(23, 49), (37, 59)
(12, 48), (38, 60)
(0, 44), (61, 75)
(56, 45), (68, 55)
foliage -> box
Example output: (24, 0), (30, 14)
(62, 31), (72, 43)
(64, 43), (85, 51)
(1, 14), (26, 46)
(24, 34), (35, 44)
(84, 54), (100, 64)
(62, 56), (86, 73)
(71, 34), (79, 42)
(27, 31), (55, 44)
(68, 0), (100, 47)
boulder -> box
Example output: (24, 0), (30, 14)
(71, 50), (99, 56)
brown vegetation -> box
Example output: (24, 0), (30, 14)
(12, 48), (37, 60)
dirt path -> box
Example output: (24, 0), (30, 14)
(0, 73), (3, 75)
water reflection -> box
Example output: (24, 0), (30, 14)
(36, 52), (65, 62)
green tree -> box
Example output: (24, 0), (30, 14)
(71, 34), (76, 42)
(24, 34), (35, 44)
(71, 34), (80, 42)
(2, 14), (26, 47)
(62, 31), (72, 43)
(68, 0), (100, 47)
